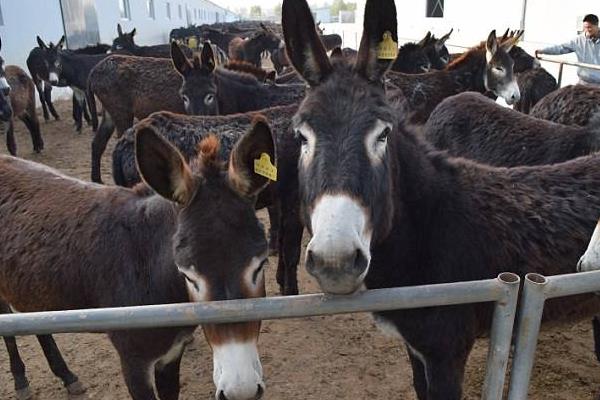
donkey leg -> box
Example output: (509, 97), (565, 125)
(6, 120), (16, 156)
(20, 114), (43, 153)
(423, 350), (470, 400)
(91, 111), (116, 184)
(276, 206), (303, 295)
(44, 85), (60, 120)
(406, 345), (428, 400)
(593, 316), (600, 363)
(36, 82), (50, 121)
(155, 354), (184, 400)
(82, 98), (92, 127)
(71, 95), (83, 133)
(3, 337), (32, 400)
(266, 205), (280, 256)
(120, 356), (159, 400)
(36, 335), (85, 395)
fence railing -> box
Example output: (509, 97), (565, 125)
(0, 273), (520, 400)
(507, 270), (600, 400)
(534, 55), (600, 86)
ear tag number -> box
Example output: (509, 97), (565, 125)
(378, 31), (398, 60)
(254, 153), (277, 181)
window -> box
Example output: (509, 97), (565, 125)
(119, 0), (131, 20)
(178, 4), (182, 19)
(0, 4), (4, 26)
(166, 2), (171, 19)
(147, 0), (155, 19)
(194, 9), (197, 20)
(426, 0), (444, 18)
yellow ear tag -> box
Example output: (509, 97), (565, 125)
(254, 153), (277, 181)
(377, 31), (398, 60)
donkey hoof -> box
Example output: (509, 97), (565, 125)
(15, 386), (33, 400)
(66, 380), (86, 395)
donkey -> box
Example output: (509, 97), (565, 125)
(0, 64), (43, 156)
(26, 36), (65, 122)
(228, 25), (283, 67)
(424, 92), (600, 166)
(530, 84), (600, 126)
(112, 24), (193, 58)
(0, 116), (274, 400)
(46, 51), (109, 132)
(111, 105), (304, 295)
(514, 67), (557, 113)
(200, 27), (240, 54)
(386, 30), (522, 124)
(89, 42), (304, 183)
(282, 1), (600, 399)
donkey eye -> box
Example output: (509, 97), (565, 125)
(494, 66), (505, 73)
(204, 94), (215, 105)
(377, 127), (391, 143)
(182, 95), (190, 105)
(252, 259), (268, 284)
(295, 130), (307, 145)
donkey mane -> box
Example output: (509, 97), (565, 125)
(446, 43), (485, 69)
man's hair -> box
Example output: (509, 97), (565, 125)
(583, 14), (599, 26)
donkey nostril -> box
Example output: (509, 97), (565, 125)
(306, 250), (316, 273)
(353, 249), (369, 274)
(218, 390), (227, 400)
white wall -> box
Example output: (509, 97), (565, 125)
(0, 0), (65, 72)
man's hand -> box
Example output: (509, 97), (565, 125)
(534, 50), (541, 59)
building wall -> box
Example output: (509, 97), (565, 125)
(0, 0), (65, 72)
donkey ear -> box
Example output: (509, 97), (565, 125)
(354, 0), (398, 82)
(440, 28), (453, 43)
(486, 30), (498, 61)
(330, 47), (343, 60)
(282, 0), (332, 86)
(37, 36), (48, 50)
(117, 24), (123, 36)
(57, 36), (66, 49)
(135, 125), (195, 205)
(171, 41), (192, 76)
(200, 42), (216, 71)
(417, 31), (431, 47)
(502, 30), (524, 52)
(228, 115), (276, 199)
(131, 28), (137, 36)
(500, 28), (510, 42)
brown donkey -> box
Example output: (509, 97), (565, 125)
(89, 41), (303, 183)
(0, 64), (43, 156)
(0, 116), (274, 400)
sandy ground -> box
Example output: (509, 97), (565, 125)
(0, 100), (599, 400)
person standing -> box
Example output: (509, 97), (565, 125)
(535, 14), (600, 86)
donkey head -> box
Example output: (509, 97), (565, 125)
(393, 40), (431, 73)
(171, 41), (218, 115)
(0, 37), (11, 121)
(428, 28), (453, 68)
(37, 35), (65, 84)
(484, 30), (521, 104)
(501, 30), (539, 72)
(136, 116), (275, 400)
(284, 0), (398, 294)
(254, 25), (284, 54)
(112, 23), (137, 51)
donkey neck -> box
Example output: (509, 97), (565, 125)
(446, 49), (487, 93)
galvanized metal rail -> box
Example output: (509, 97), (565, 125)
(0, 272), (520, 400)
(536, 55), (600, 86)
(507, 270), (600, 400)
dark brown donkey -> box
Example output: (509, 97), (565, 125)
(111, 24), (193, 58)
(89, 41), (303, 183)
(111, 105), (304, 295)
(0, 63), (43, 156)
(530, 84), (600, 126)
(386, 30), (522, 124)
(228, 24), (283, 67)
(0, 116), (274, 400)
(282, 0), (600, 399)
(424, 91), (600, 167)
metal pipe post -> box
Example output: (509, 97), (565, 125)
(557, 63), (564, 87)
(482, 273), (521, 400)
(507, 273), (548, 400)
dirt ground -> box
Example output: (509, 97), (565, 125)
(1, 100), (599, 399)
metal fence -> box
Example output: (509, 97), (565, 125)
(0, 272), (520, 400)
(507, 270), (600, 400)
(535, 55), (600, 86)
